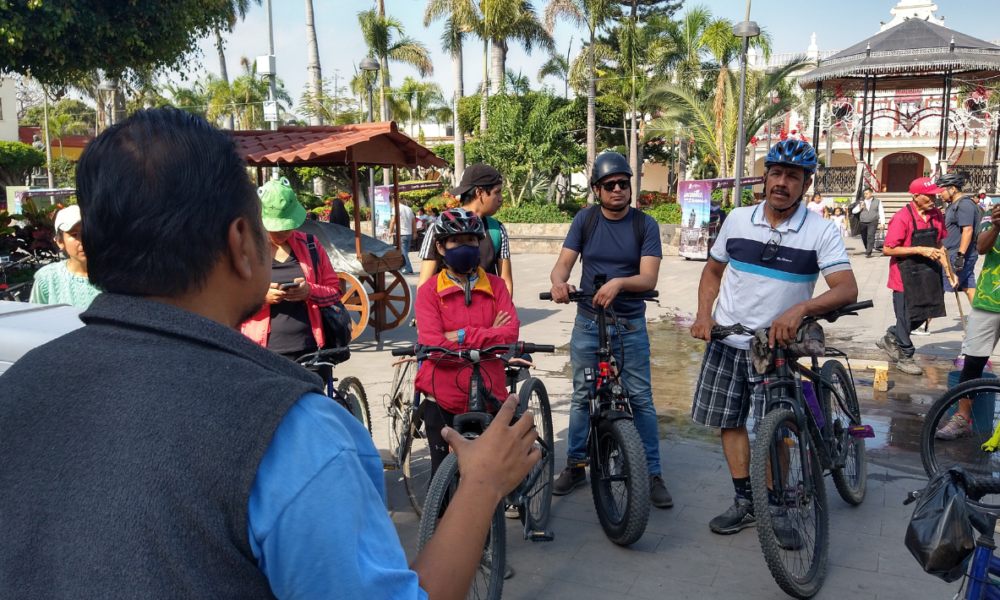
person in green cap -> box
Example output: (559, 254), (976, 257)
(240, 177), (342, 359)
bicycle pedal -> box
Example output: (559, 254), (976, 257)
(382, 461), (396, 471)
(848, 425), (874, 439)
(527, 530), (554, 543)
(570, 459), (590, 468)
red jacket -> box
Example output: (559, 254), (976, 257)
(241, 231), (342, 348)
(414, 268), (520, 414)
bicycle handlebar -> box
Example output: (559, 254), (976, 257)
(539, 290), (659, 301)
(296, 347), (351, 365)
(709, 300), (874, 341)
(391, 342), (556, 359)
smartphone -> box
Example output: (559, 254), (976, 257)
(279, 282), (302, 290)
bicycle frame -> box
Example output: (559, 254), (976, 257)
(967, 512), (1000, 600)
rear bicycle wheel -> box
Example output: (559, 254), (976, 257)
(337, 377), (371, 434)
(517, 377), (554, 529)
(417, 453), (505, 600)
(387, 360), (417, 461)
(403, 416), (432, 517)
(751, 408), (829, 599)
(589, 417), (650, 546)
(921, 378), (1000, 507)
(820, 361), (867, 505)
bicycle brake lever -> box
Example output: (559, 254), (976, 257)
(903, 491), (920, 505)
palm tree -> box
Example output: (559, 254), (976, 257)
(544, 0), (621, 203)
(398, 77), (447, 139)
(304, 0), (323, 126)
(161, 81), (211, 119)
(504, 69), (531, 95)
(537, 37), (572, 97)
(481, 0), (554, 95)
(425, 0), (477, 181)
(206, 57), (292, 130)
(213, 0), (261, 130)
(45, 114), (89, 157)
(663, 4), (711, 183)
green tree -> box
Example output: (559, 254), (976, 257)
(45, 114), (90, 156)
(1, 0), (239, 86)
(22, 99), (95, 129)
(398, 78), (447, 139)
(212, 0), (262, 129)
(0, 142), (46, 198)
(205, 58), (292, 130)
(481, 0), (554, 95)
(161, 81), (212, 120)
(537, 41), (572, 98)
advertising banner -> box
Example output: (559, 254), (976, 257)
(678, 180), (712, 259)
(372, 185), (394, 241)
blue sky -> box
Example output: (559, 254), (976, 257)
(183, 0), (1000, 113)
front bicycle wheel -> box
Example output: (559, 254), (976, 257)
(517, 377), (554, 529)
(589, 418), (650, 546)
(921, 378), (1000, 507)
(403, 416), (432, 517)
(337, 377), (371, 434)
(820, 361), (867, 505)
(387, 360), (417, 461)
(417, 453), (505, 600)
(751, 408), (829, 599)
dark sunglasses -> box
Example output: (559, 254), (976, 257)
(599, 179), (630, 192)
(760, 230), (782, 262)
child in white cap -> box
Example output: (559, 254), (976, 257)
(29, 205), (101, 307)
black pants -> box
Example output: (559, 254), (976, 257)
(859, 221), (877, 256)
(887, 291), (923, 358)
(423, 401), (456, 477)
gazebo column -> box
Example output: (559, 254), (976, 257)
(866, 77), (877, 167)
(812, 81), (823, 153)
(859, 75), (870, 167)
(939, 68), (953, 163)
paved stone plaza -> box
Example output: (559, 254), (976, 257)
(344, 236), (983, 600)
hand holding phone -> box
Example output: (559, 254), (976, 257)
(279, 282), (302, 290)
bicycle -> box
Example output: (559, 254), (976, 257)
(0, 255), (41, 302)
(295, 347), (371, 433)
(709, 300), (875, 598)
(391, 341), (556, 600)
(540, 279), (657, 547)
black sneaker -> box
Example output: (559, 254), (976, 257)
(709, 497), (756, 534)
(650, 473), (673, 508)
(553, 466), (587, 496)
(769, 506), (804, 550)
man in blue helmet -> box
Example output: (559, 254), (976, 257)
(689, 140), (859, 543)
(548, 152), (673, 509)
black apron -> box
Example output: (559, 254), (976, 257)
(899, 205), (946, 321)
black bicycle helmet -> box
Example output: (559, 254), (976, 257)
(937, 171), (968, 191)
(764, 139), (818, 175)
(433, 207), (486, 243)
(591, 152), (632, 185)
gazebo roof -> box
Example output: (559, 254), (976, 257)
(230, 122), (447, 168)
(799, 19), (1000, 90)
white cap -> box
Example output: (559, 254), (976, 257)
(54, 205), (82, 234)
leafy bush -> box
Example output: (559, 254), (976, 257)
(344, 201), (371, 221)
(646, 203), (682, 224)
(423, 194), (462, 213)
(399, 181), (443, 208)
(638, 191), (675, 208)
(711, 187), (757, 206)
(0, 141), (45, 195)
(495, 202), (573, 223)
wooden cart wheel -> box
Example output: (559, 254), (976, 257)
(337, 272), (370, 340)
(367, 270), (412, 331)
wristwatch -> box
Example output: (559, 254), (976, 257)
(457, 329), (466, 345)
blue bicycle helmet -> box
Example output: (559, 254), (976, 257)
(764, 140), (818, 175)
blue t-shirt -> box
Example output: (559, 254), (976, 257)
(944, 196), (980, 263)
(563, 207), (662, 319)
(248, 392), (427, 600)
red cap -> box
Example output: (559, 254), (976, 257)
(909, 177), (944, 196)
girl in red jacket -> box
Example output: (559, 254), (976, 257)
(414, 208), (520, 475)
(241, 178), (342, 357)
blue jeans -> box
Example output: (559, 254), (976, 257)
(567, 314), (661, 475)
(399, 234), (413, 273)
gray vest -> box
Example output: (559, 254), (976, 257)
(860, 197), (880, 223)
(0, 293), (323, 599)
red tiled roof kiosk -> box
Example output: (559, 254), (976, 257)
(231, 122), (446, 342)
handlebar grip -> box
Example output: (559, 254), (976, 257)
(539, 292), (552, 300)
(840, 300), (874, 313)
(522, 343), (556, 353)
(391, 346), (416, 357)
(621, 290), (659, 299)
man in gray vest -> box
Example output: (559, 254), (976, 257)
(0, 109), (540, 600)
(852, 188), (885, 257)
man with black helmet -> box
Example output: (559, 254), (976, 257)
(548, 152), (673, 509)
(939, 171), (980, 305)
(690, 140), (858, 542)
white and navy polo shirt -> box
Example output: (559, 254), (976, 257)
(710, 202), (852, 350)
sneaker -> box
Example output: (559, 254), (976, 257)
(769, 505), (805, 550)
(650, 473), (673, 508)
(936, 414), (973, 440)
(897, 357), (924, 376)
(876, 334), (902, 361)
(552, 466), (587, 496)
(913, 323), (931, 336)
(505, 503), (520, 519)
(709, 497), (756, 534)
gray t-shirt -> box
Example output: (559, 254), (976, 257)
(944, 196), (980, 262)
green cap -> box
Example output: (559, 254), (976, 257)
(259, 177), (307, 232)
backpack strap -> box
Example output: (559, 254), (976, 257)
(305, 234), (321, 284)
(631, 207), (647, 250)
(579, 206), (648, 263)
(483, 215), (503, 255)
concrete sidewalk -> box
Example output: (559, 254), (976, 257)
(341, 236), (975, 600)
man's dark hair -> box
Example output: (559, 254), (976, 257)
(460, 184), (501, 206)
(76, 109), (264, 297)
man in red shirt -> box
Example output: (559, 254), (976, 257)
(876, 177), (957, 375)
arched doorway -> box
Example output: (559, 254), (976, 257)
(882, 152), (925, 192)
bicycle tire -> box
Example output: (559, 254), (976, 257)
(517, 377), (554, 529)
(403, 418), (432, 517)
(337, 377), (371, 435)
(416, 453), (505, 600)
(921, 378), (1000, 504)
(820, 360), (867, 506)
(590, 418), (650, 546)
(751, 408), (829, 599)
(387, 360), (417, 461)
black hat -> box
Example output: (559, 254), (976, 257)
(450, 163), (503, 197)
(591, 152), (632, 184)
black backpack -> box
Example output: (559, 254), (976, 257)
(578, 206), (650, 262)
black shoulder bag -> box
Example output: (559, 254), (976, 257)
(305, 234), (354, 348)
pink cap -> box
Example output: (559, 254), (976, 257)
(909, 177), (944, 196)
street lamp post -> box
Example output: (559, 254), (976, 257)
(360, 57), (381, 212)
(732, 2), (760, 208)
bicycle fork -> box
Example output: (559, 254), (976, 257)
(967, 513), (1000, 600)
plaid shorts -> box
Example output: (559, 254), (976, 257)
(691, 341), (767, 429)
